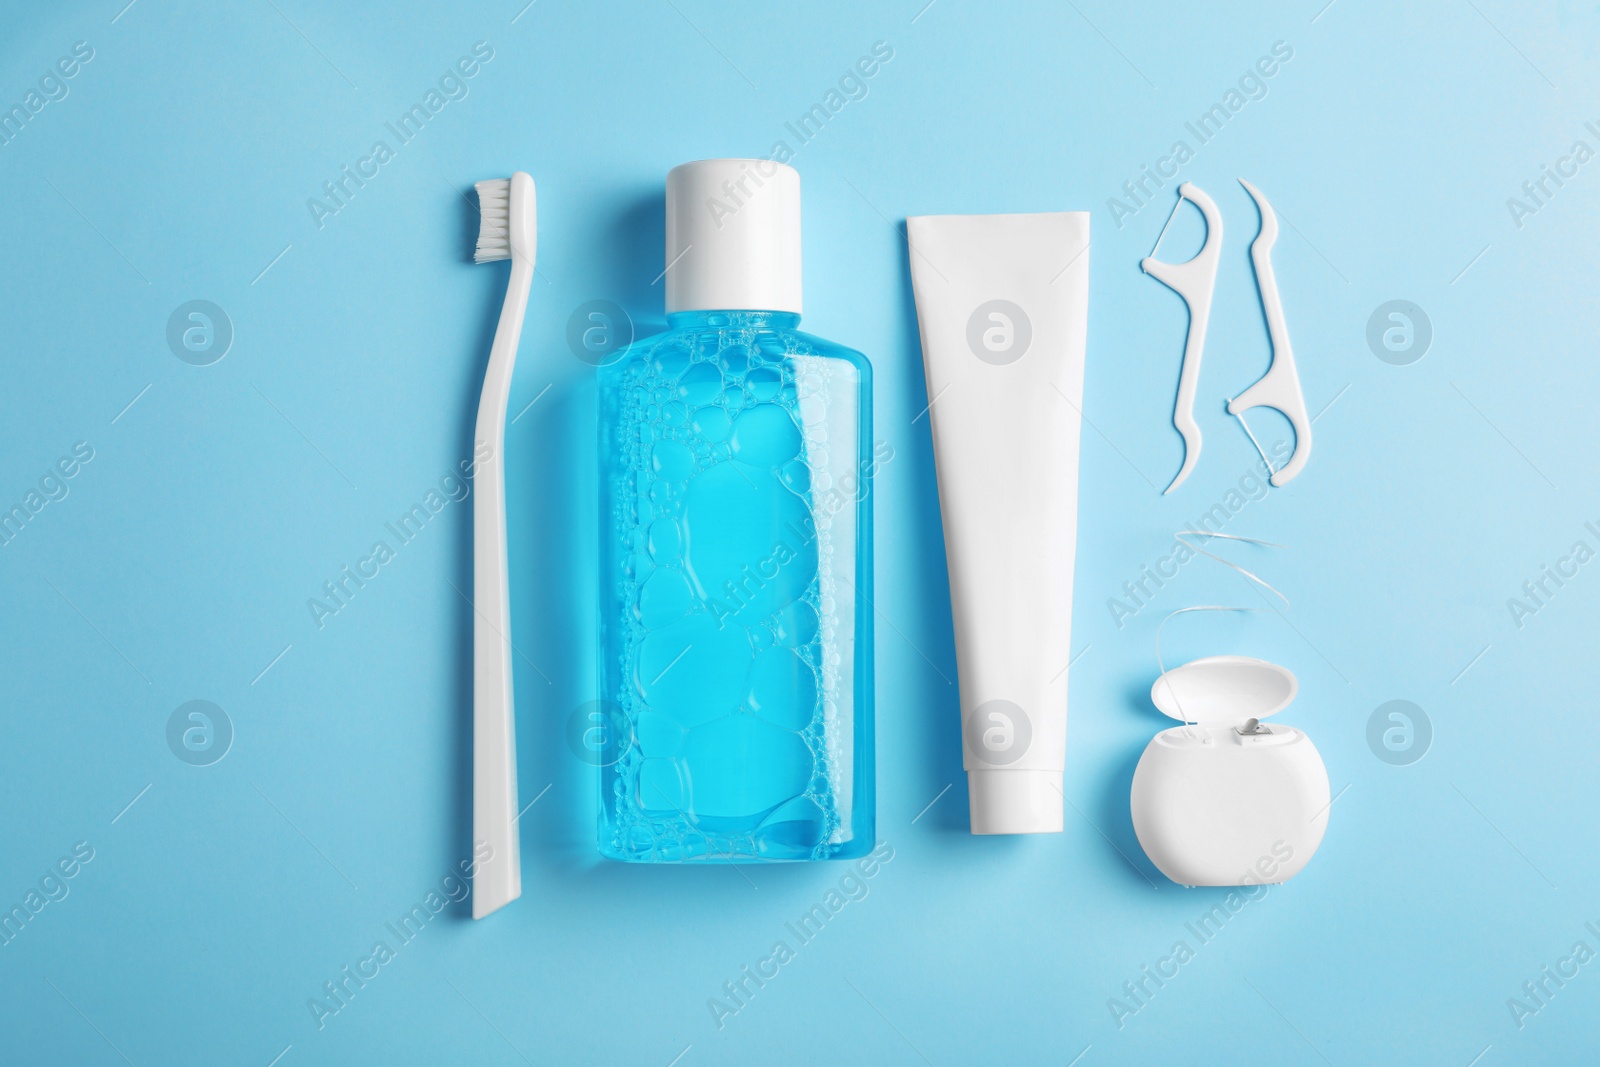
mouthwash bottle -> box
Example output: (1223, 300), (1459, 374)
(596, 159), (875, 862)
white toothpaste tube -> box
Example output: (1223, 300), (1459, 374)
(906, 211), (1089, 834)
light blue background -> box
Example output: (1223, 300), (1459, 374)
(2, 1), (1597, 1064)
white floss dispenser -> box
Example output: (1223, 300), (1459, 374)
(1131, 655), (1329, 887)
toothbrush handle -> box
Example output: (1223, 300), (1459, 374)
(472, 256), (532, 918)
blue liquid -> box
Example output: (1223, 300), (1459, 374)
(597, 310), (874, 861)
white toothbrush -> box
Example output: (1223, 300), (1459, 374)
(469, 171), (535, 919)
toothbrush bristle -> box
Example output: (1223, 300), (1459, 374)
(474, 178), (512, 263)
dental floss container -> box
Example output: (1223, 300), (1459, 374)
(1130, 656), (1329, 887)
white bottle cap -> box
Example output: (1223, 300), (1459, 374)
(665, 158), (802, 315)
(968, 770), (1064, 834)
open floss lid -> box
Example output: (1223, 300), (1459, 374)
(1150, 655), (1298, 724)
(1134, 654), (1328, 885)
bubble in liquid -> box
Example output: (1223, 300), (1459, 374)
(647, 517), (683, 562)
(779, 459), (810, 495)
(772, 600), (820, 648)
(637, 569), (693, 628)
(652, 439), (694, 481)
(653, 344), (692, 379)
(677, 362), (723, 405)
(680, 463), (815, 623)
(747, 366), (782, 401)
(638, 758), (686, 814)
(691, 405), (732, 442)
(679, 715), (811, 818)
(747, 647), (819, 730)
(649, 481), (678, 508)
(635, 711), (686, 757)
(729, 403), (802, 468)
(757, 795), (828, 854)
(636, 613), (749, 726)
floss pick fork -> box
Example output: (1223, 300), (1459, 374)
(1142, 182), (1222, 494)
(1229, 179), (1311, 487)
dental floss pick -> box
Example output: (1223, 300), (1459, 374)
(1142, 183), (1222, 495)
(1229, 179), (1312, 487)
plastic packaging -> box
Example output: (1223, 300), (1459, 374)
(595, 160), (875, 861)
(907, 211), (1090, 834)
(1132, 656), (1330, 885)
